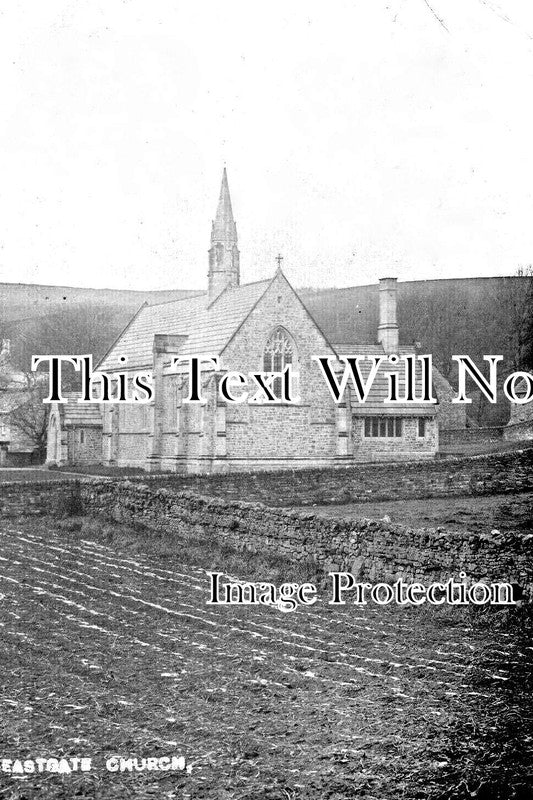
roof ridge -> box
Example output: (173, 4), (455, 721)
(206, 277), (274, 309)
(236, 277), (271, 288)
(215, 277), (272, 293)
(145, 279), (272, 312)
(146, 291), (206, 309)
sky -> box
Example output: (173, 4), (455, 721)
(0, 0), (532, 291)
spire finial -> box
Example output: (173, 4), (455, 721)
(275, 253), (283, 271)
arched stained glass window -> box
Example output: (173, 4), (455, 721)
(263, 327), (296, 399)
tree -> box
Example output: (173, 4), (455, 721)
(518, 275), (533, 371)
(2, 377), (49, 463)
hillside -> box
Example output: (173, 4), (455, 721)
(0, 283), (201, 369)
(0, 282), (198, 324)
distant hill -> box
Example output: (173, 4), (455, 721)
(0, 283), (199, 324)
(0, 283), (201, 373)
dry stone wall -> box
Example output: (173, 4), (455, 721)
(440, 427), (505, 446)
(1, 463), (532, 599)
(145, 447), (533, 506)
(505, 419), (533, 442)
(83, 483), (533, 598)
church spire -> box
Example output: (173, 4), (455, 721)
(214, 167), (234, 232)
(208, 168), (240, 303)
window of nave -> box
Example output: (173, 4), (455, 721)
(262, 326), (297, 400)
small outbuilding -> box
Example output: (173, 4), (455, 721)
(47, 393), (103, 467)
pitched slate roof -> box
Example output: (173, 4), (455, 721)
(59, 393), (103, 426)
(332, 343), (436, 416)
(333, 343), (385, 356)
(98, 279), (271, 372)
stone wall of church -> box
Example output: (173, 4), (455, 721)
(67, 427), (102, 465)
(102, 401), (152, 467)
(116, 432), (151, 464)
(220, 274), (340, 465)
(159, 374), (177, 461)
(171, 378), (218, 468)
(351, 416), (437, 461)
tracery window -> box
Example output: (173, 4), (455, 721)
(263, 327), (295, 399)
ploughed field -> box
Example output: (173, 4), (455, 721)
(1, 516), (532, 800)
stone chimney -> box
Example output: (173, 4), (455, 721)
(377, 277), (399, 354)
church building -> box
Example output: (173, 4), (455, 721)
(47, 170), (457, 473)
